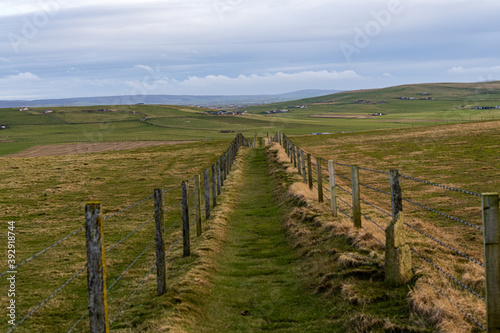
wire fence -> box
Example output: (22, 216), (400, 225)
(5, 133), (250, 333)
(275, 132), (490, 331)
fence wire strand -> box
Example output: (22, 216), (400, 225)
(404, 222), (484, 268)
(360, 197), (392, 217)
(425, 281), (486, 331)
(402, 197), (483, 231)
(106, 217), (154, 254)
(107, 239), (155, 293)
(104, 194), (154, 220)
(410, 247), (485, 303)
(359, 182), (392, 197)
(0, 226), (84, 278)
(8, 264), (87, 333)
(359, 166), (390, 175)
(400, 174), (482, 197)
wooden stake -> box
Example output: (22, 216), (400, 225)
(85, 202), (109, 333)
(154, 190), (166, 295)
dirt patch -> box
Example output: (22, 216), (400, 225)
(3, 141), (195, 158)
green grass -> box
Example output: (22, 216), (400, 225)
(189, 147), (343, 332)
(0, 138), (235, 332)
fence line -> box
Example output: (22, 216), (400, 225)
(273, 131), (491, 331)
(8, 132), (252, 333)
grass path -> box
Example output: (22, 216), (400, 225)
(191, 147), (340, 332)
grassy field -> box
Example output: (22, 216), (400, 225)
(3, 81), (500, 156)
(1, 81), (500, 331)
(285, 120), (499, 332)
(0, 139), (237, 332)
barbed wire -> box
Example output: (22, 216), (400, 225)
(358, 166), (390, 175)
(8, 264), (87, 333)
(106, 217), (154, 254)
(425, 280), (486, 331)
(336, 184), (352, 195)
(334, 161), (352, 168)
(338, 206), (353, 221)
(322, 184), (331, 194)
(404, 222), (484, 268)
(400, 174), (482, 197)
(361, 226), (386, 248)
(107, 239), (155, 293)
(165, 201), (182, 214)
(109, 263), (156, 326)
(337, 196), (353, 209)
(165, 217), (182, 234)
(0, 226), (84, 278)
(66, 308), (88, 333)
(360, 197), (392, 217)
(336, 173), (351, 182)
(164, 184), (181, 194)
(410, 247), (485, 303)
(402, 197), (483, 231)
(359, 182), (392, 197)
(104, 194), (154, 220)
(361, 212), (387, 232)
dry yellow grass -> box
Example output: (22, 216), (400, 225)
(272, 140), (486, 332)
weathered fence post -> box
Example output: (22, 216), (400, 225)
(84, 202), (109, 333)
(328, 160), (337, 217)
(385, 169), (412, 286)
(223, 152), (227, 180)
(195, 175), (202, 237)
(316, 157), (323, 202)
(307, 153), (313, 190)
(217, 159), (221, 194)
(204, 169), (210, 219)
(182, 181), (190, 257)
(211, 164), (217, 208)
(482, 193), (500, 332)
(154, 190), (167, 295)
(219, 157), (224, 187)
(292, 144), (297, 168)
(297, 148), (302, 175)
(390, 169), (403, 218)
(301, 150), (307, 183)
(351, 165), (361, 228)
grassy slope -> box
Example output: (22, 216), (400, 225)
(0, 139), (234, 332)
(3, 81), (500, 156)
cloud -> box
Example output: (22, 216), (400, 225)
(134, 65), (154, 72)
(7, 72), (41, 81)
(447, 65), (500, 75)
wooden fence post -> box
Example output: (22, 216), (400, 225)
(217, 159), (221, 194)
(301, 150), (307, 184)
(385, 212), (412, 285)
(204, 169), (210, 219)
(292, 144), (297, 168)
(211, 164), (217, 208)
(154, 190), (167, 295)
(390, 170), (403, 218)
(351, 165), (361, 228)
(297, 148), (302, 175)
(223, 152), (227, 180)
(328, 160), (337, 217)
(182, 181), (190, 257)
(482, 193), (500, 332)
(84, 202), (109, 333)
(316, 157), (323, 202)
(385, 169), (412, 286)
(195, 174), (202, 237)
(307, 153), (313, 190)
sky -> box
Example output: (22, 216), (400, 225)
(1, 0), (500, 100)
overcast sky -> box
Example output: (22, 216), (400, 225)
(1, 0), (500, 100)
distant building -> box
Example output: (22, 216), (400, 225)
(19, 107), (29, 111)
(0, 125), (7, 129)
(44, 109), (53, 114)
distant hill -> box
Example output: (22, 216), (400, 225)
(0, 89), (340, 108)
